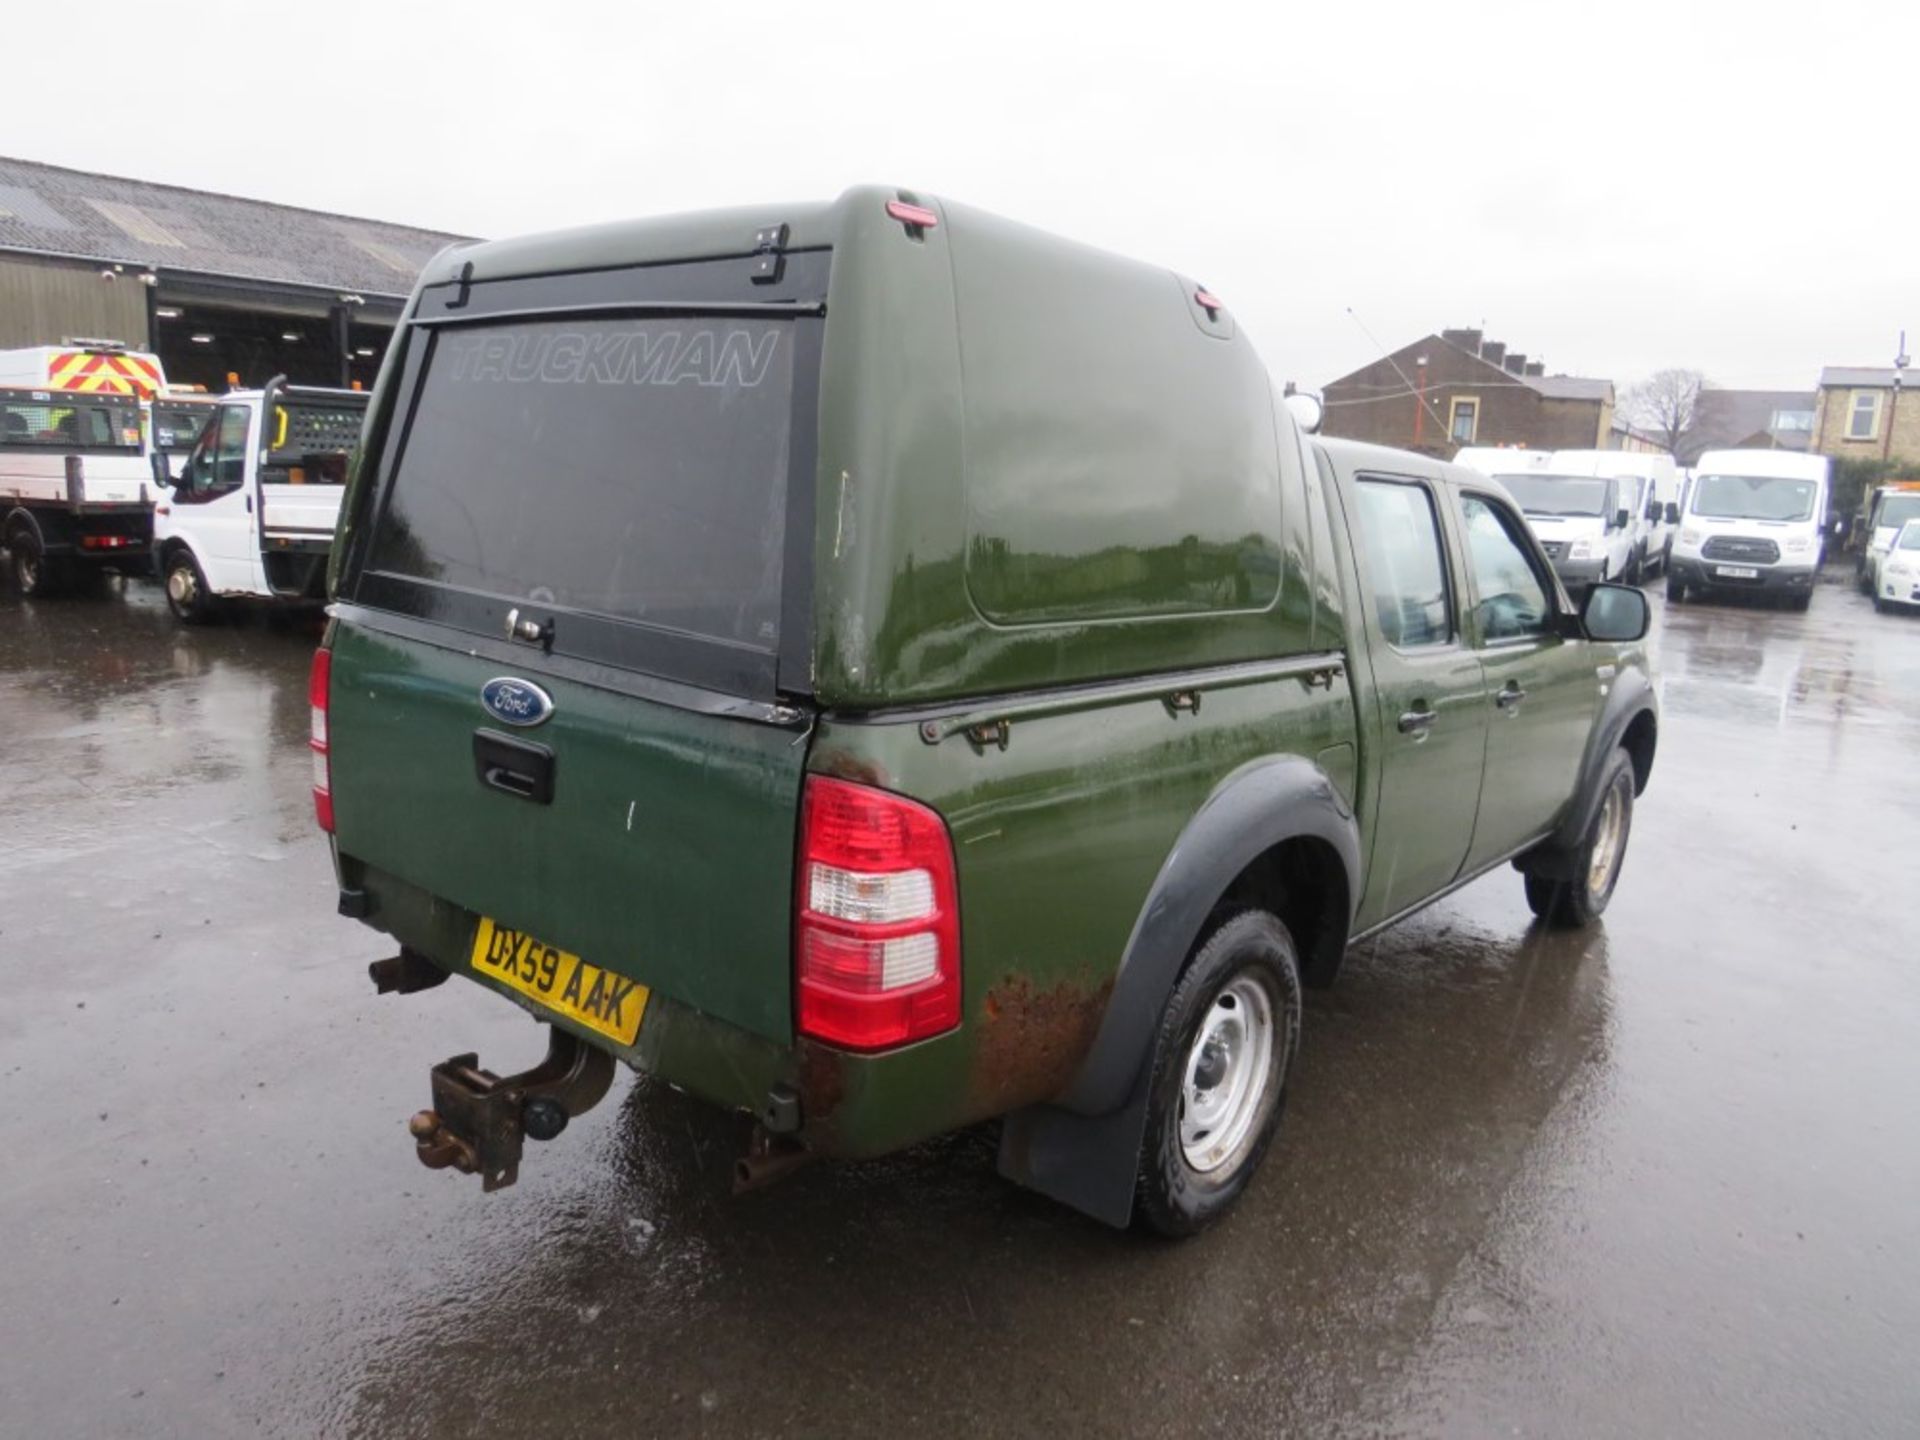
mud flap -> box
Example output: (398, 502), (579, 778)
(996, 1060), (1156, 1230)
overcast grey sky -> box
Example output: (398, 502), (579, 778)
(6, 1), (1915, 391)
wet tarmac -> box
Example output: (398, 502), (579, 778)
(2, 576), (1916, 1439)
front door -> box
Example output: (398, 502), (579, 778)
(1342, 471), (1490, 925)
(175, 402), (260, 592)
(1453, 489), (1603, 869)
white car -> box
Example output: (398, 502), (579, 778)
(1874, 519), (1920, 613)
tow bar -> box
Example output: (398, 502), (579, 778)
(372, 951), (615, 1190)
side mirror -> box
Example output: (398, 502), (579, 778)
(1282, 389), (1324, 435)
(1644, 500), (1662, 521)
(149, 451), (175, 489)
(1583, 582), (1650, 642)
(1613, 508), (1631, 531)
(1664, 502), (1680, 524)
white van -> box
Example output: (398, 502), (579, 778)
(150, 378), (366, 622)
(1473, 461), (1637, 592)
(1453, 446), (1554, 479)
(1545, 451), (1682, 578)
(1667, 449), (1829, 610)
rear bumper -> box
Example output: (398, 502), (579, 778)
(1671, 556), (1816, 592)
(338, 856), (965, 1159)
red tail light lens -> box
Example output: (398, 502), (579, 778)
(309, 647), (333, 832)
(796, 776), (959, 1051)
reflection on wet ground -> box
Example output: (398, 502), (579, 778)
(2, 578), (1916, 1438)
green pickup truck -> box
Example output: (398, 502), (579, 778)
(315, 188), (1657, 1235)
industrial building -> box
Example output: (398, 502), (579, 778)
(0, 156), (465, 391)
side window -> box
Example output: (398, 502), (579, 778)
(214, 405), (250, 491)
(1460, 494), (1552, 642)
(1354, 479), (1453, 648)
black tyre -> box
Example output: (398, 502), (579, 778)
(162, 547), (219, 625)
(1524, 749), (1635, 930)
(10, 530), (63, 597)
(1665, 574), (1686, 603)
(1874, 596), (1889, 614)
(1789, 591), (1812, 613)
(1136, 909), (1302, 1238)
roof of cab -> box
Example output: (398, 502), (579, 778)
(1692, 448), (1831, 480)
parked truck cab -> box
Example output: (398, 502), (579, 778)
(1, 386), (155, 594)
(150, 378), (366, 622)
(1667, 449), (1830, 609)
(318, 189), (1656, 1233)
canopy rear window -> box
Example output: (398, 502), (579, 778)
(0, 393), (141, 452)
(362, 315), (803, 682)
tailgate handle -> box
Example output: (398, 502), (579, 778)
(473, 729), (555, 805)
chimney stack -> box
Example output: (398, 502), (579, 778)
(1524, 361), (1545, 377)
(1440, 327), (1483, 351)
(1503, 353), (1527, 375)
(1480, 340), (1507, 366)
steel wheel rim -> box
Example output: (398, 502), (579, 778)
(167, 564), (196, 605)
(17, 547), (37, 590)
(1179, 974), (1277, 1174)
(1587, 786), (1625, 895)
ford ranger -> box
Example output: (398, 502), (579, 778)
(316, 188), (1657, 1234)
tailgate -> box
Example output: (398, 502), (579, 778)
(328, 618), (810, 1044)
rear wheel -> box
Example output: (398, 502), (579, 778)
(10, 530), (63, 597)
(163, 548), (219, 625)
(1136, 910), (1301, 1237)
(1665, 574), (1686, 603)
(1524, 749), (1635, 929)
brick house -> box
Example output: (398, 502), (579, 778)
(1320, 327), (1614, 457)
(1810, 367), (1920, 464)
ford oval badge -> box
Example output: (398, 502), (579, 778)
(480, 677), (554, 728)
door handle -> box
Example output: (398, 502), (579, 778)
(473, 729), (555, 804)
(1397, 708), (1436, 735)
(1495, 684), (1528, 710)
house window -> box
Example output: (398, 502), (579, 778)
(1847, 391), (1881, 441)
(1771, 409), (1814, 434)
(1449, 397), (1479, 444)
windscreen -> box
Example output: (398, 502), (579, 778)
(0, 394), (140, 451)
(1898, 524), (1920, 552)
(153, 402), (214, 454)
(1691, 473), (1818, 522)
(1874, 493), (1920, 532)
(1498, 473), (1610, 517)
(368, 317), (795, 650)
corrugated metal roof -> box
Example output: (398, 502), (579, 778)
(1819, 366), (1913, 389)
(0, 155), (468, 298)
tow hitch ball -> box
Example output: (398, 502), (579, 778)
(404, 1026), (615, 1191)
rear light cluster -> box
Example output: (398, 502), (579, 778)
(796, 776), (959, 1051)
(308, 648), (333, 832)
(78, 535), (138, 550)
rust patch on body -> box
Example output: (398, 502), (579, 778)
(972, 973), (1114, 1112)
(806, 746), (891, 790)
(796, 1038), (848, 1124)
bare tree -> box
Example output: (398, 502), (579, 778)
(1621, 368), (1707, 454)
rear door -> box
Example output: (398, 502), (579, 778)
(1335, 465), (1489, 925)
(329, 254), (827, 1044)
(1451, 487), (1601, 868)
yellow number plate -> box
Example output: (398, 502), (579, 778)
(469, 917), (649, 1046)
